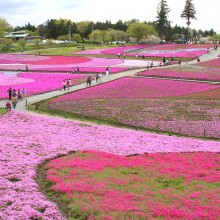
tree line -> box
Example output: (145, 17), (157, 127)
(0, 0), (219, 44)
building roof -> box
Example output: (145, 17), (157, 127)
(5, 31), (29, 38)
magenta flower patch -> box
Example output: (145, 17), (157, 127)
(51, 77), (220, 102)
(137, 68), (220, 81)
(0, 72), (89, 99)
(44, 151), (220, 219)
(196, 58), (220, 68)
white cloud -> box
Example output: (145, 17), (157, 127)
(1, 0), (220, 32)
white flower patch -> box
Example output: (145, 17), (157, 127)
(114, 60), (161, 68)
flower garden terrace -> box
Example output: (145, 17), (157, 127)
(41, 151), (220, 220)
(0, 54), (165, 74)
(0, 110), (220, 219)
(0, 72), (90, 99)
(195, 57), (220, 68)
(137, 64), (220, 82)
(75, 43), (215, 59)
(48, 76), (220, 139)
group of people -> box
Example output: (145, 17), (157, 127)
(117, 53), (126, 59)
(72, 67), (80, 73)
(86, 73), (103, 87)
(62, 79), (72, 91)
(6, 87), (26, 109)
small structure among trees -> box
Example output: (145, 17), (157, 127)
(5, 31), (41, 42)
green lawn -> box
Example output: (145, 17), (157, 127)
(0, 108), (7, 116)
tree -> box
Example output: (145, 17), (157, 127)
(89, 30), (102, 43)
(18, 39), (27, 49)
(108, 29), (128, 42)
(57, 35), (69, 41)
(1, 38), (13, 51)
(14, 23), (36, 32)
(181, 0), (196, 40)
(71, 34), (82, 43)
(76, 21), (92, 39)
(155, 0), (171, 42)
(0, 18), (13, 37)
(114, 20), (128, 32)
(127, 22), (156, 43)
(34, 39), (41, 48)
(0, 18), (13, 32)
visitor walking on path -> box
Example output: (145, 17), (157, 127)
(106, 67), (110, 75)
(68, 79), (72, 87)
(62, 80), (67, 91)
(67, 79), (70, 90)
(22, 88), (26, 99)
(11, 95), (17, 109)
(7, 87), (12, 100)
(95, 74), (99, 83)
(86, 75), (92, 87)
(17, 90), (22, 100)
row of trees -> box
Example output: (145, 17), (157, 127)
(0, 0), (218, 44)
(155, 0), (197, 41)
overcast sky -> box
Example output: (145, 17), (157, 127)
(1, 0), (219, 32)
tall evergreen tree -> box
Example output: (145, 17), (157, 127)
(155, 0), (170, 42)
(181, 0), (196, 41)
(181, 0), (196, 27)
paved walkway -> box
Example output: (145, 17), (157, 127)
(0, 47), (219, 111)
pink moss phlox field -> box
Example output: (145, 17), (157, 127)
(0, 73), (88, 99)
(50, 77), (220, 138)
(0, 54), (91, 65)
(46, 151), (220, 219)
(75, 45), (148, 55)
(196, 58), (220, 68)
(131, 50), (206, 58)
(149, 43), (215, 50)
(28, 57), (128, 72)
(75, 44), (214, 58)
(0, 110), (220, 219)
(51, 77), (220, 102)
(0, 74), (35, 86)
(0, 54), (50, 62)
(137, 68), (220, 81)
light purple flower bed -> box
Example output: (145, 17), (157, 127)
(0, 110), (219, 219)
(75, 45), (148, 55)
(0, 74), (35, 86)
(0, 73), (88, 99)
(137, 68), (220, 81)
(51, 77), (220, 102)
(130, 50), (206, 58)
(0, 54), (50, 62)
(0, 57), (129, 73)
(0, 64), (28, 70)
(50, 77), (220, 138)
(101, 45), (149, 55)
(75, 44), (210, 58)
(30, 66), (128, 73)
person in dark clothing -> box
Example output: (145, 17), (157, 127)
(7, 88), (12, 100)
(86, 75), (92, 87)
